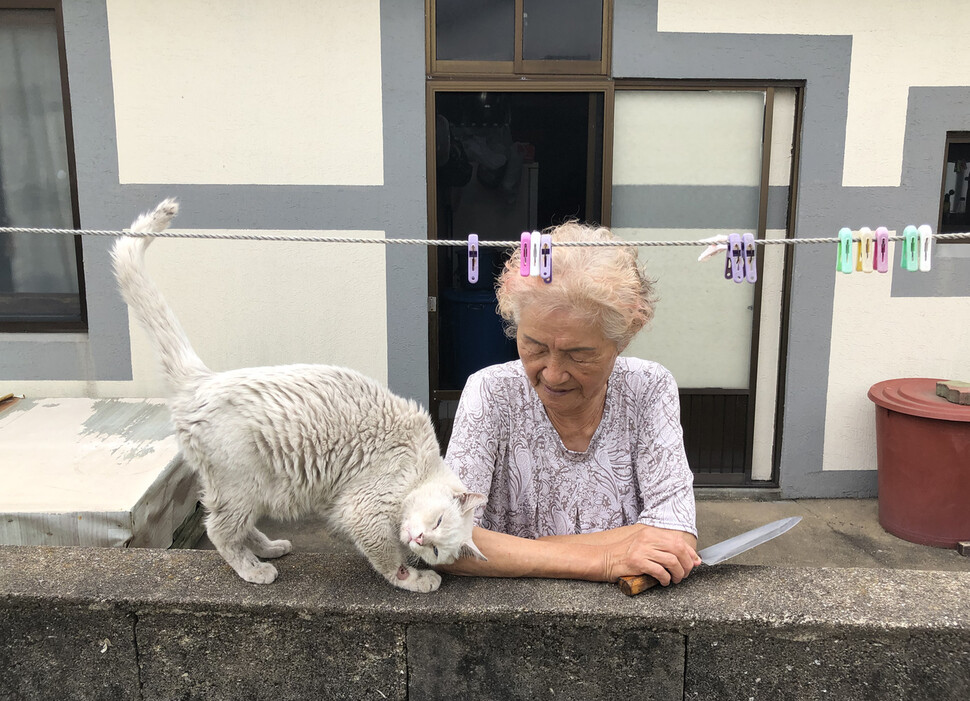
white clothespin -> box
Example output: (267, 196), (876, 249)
(918, 224), (933, 272)
(697, 234), (729, 262)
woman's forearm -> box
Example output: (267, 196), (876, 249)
(437, 527), (605, 580)
(438, 524), (699, 584)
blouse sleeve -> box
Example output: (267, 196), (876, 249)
(444, 369), (503, 524)
(633, 366), (698, 537)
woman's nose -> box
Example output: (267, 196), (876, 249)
(542, 357), (569, 384)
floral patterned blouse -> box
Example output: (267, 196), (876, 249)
(445, 357), (697, 539)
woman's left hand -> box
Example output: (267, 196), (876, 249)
(600, 524), (700, 586)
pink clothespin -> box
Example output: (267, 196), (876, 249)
(539, 234), (552, 283)
(698, 234), (729, 262)
(874, 227), (890, 273)
(742, 233), (757, 283)
(467, 234), (479, 284)
(519, 232), (531, 276)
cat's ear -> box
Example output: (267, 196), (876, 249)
(460, 538), (488, 562)
(456, 490), (487, 514)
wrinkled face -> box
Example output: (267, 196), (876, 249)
(516, 305), (620, 418)
(399, 484), (484, 565)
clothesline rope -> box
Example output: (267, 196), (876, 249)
(1, 227), (969, 247)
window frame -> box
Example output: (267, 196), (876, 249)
(0, 0), (86, 332)
(937, 131), (970, 243)
(427, 0), (611, 77)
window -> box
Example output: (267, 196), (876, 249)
(429, 0), (609, 75)
(939, 132), (970, 240)
(0, 3), (84, 330)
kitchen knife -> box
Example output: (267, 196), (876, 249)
(617, 516), (802, 596)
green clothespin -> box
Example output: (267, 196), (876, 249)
(837, 228), (853, 274)
(901, 225), (919, 271)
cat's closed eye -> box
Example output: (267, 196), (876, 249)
(433, 546), (438, 557)
(435, 515), (442, 529)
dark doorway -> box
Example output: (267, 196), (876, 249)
(430, 89), (606, 446)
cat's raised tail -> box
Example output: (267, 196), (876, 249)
(111, 199), (210, 389)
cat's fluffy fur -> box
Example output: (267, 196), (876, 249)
(112, 199), (486, 591)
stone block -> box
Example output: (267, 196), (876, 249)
(685, 630), (970, 700)
(408, 622), (684, 701)
(0, 602), (139, 701)
(137, 611), (406, 700)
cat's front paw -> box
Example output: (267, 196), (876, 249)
(239, 562), (279, 585)
(388, 564), (441, 593)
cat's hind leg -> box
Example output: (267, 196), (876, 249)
(245, 528), (292, 560)
(205, 506), (279, 584)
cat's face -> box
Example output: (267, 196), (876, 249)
(400, 484), (487, 565)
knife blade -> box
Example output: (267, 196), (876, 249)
(617, 516), (802, 596)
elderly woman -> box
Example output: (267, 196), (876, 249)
(441, 222), (699, 586)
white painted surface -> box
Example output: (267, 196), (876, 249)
(107, 0), (384, 185)
(657, 0), (970, 187)
(823, 241), (970, 471)
(126, 230), (390, 397)
(0, 398), (195, 547)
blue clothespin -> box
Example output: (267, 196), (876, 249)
(539, 234), (552, 283)
(742, 233), (757, 283)
(917, 224), (933, 272)
(467, 234), (479, 284)
(837, 228), (853, 274)
(727, 233), (744, 283)
(901, 225), (919, 271)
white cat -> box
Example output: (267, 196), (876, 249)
(111, 199), (486, 591)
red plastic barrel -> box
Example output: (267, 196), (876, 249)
(868, 378), (970, 548)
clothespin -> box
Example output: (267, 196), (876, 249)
(698, 234), (729, 262)
(837, 228), (853, 274)
(467, 234), (479, 284)
(540, 234), (553, 283)
(529, 231), (541, 277)
(742, 233), (757, 283)
(858, 227), (874, 273)
(901, 225), (919, 272)
(519, 232), (531, 276)
(875, 227), (890, 273)
(727, 233), (745, 283)
(918, 224), (933, 272)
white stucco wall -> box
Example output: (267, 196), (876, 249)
(106, 0), (384, 185)
(657, 0), (970, 188)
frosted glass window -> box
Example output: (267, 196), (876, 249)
(523, 0), (602, 61)
(436, 0), (515, 61)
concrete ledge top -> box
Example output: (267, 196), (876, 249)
(2, 545), (967, 637)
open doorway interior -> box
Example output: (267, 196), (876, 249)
(430, 89), (605, 446)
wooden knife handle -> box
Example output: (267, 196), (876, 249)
(618, 574), (661, 596)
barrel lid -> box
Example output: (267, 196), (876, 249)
(868, 378), (970, 422)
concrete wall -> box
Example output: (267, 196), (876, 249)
(2, 546), (968, 699)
